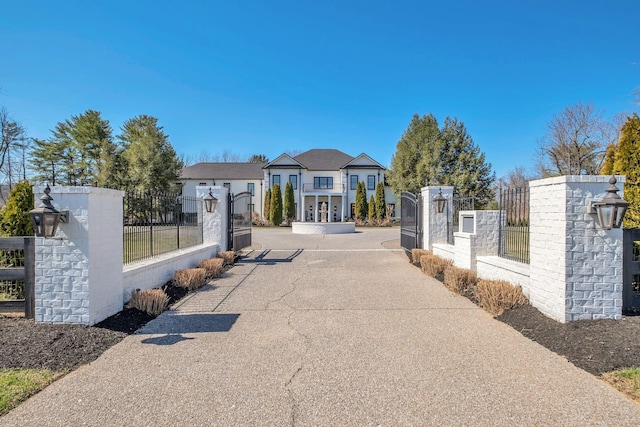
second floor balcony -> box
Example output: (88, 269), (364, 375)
(302, 182), (346, 194)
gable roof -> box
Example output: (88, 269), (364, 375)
(293, 149), (354, 171)
(341, 153), (386, 169)
(180, 162), (265, 180)
(263, 153), (305, 169)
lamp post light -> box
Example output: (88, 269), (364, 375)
(433, 188), (447, 214)
(204, 188), (218, 213)
(590, 176), (629, 230)
(29, 185), (68, 238)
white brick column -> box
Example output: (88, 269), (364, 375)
(529, 176), (624, 322)
(34, 186), (124, 325)
(421, 186), (454, 250)
(452, 210), (501, 271)
(198, 186), (229, 251)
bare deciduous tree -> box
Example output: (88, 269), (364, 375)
(537, 101), (615, 177)
(0, 106), (27, 200)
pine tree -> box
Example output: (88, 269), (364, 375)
(375, 182), (386, 220)
(118, 115), (182, 193)
(263, 188), (271, 222)
(389, 114), (495, 206)
(270, 184), (283, 226)
(613, 113), (640, 228)
(30, 110), (119, 187)
(368, 195), (376, 223)
(284, 181), (295, 224)
(355, 181), (368, 221)
(0, 180), (34, 237)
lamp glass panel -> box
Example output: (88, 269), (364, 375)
(597, 205), (614, 230)
(44, 214), (60, 237)
(615, 206), (628, 228)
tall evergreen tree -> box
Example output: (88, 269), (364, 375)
(30, 110), (117, 187)
(29, 138), (62, 185)
(389, 113), (441, 195)
(388, 113), (495, 206)
(612, 113), (640, 228)
(368, 195), (376, 223)
(118, 115), (182, 193)
(284, 181), (295, 224)
(375, 182), (386, 220)
(263, 188), (272, 222)
(355, 181), (368, 221)
(270, 184), (283, 226)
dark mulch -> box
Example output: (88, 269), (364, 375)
(0, 283), (189, 372)
(498, 305), (640, 375)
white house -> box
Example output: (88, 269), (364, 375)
(180, 162), (266, 214)
(179, 149), (397, 222)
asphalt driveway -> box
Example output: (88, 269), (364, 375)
(4, 227), (639, 426)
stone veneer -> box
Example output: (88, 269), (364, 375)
(528, 175), (623, 322)
(34, 186), (124, 325)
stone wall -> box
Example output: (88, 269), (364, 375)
(420, 177), (625, 323)
(34, 186), (228, 325)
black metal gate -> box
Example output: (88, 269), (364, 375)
(400, 192), (422, 253)
(228, 191), (252, 251)
(623, 228), (640, 311)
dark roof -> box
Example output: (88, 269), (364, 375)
(293, 149), (354, 171)
(180, 162), (265, 180)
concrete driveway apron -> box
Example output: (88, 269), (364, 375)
(4, 228), (639, 426)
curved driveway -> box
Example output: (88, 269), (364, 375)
(4, 228), (640, 426)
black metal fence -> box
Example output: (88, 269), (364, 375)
(448, 194), (475, 244)
(498, 187), (530, 264)
(123, 191), (203, 264)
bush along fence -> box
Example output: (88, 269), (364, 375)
(421, 176), (625, 323)
(32, 185), (230, 325)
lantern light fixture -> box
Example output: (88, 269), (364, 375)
(433, 188), (447, 214)
(589, 175), (629, 230)
(29, 185), (68, 238)
(203, 188), (218, 213)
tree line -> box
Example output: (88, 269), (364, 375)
(0, 108), (183, 199)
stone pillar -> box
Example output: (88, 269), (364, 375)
(197, 186), (229, 251)
(34, 186), (124, 325)
(529, 176), (624, 322)
(453, 210), (501, 271)
(421, 186), (454, 250)
(315, 195), (319, 223)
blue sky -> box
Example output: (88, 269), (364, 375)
(1, 1), (638, 178)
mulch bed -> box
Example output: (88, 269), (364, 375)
(0, 284), (188, 372)
(2, 279), (640, 376)
(497, 305), (640, 375)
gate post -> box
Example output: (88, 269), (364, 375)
(33, 186), (124, 325)
(198, 186), (229, 252)
(529, 176), (624, 322)
(421, 186), (454, 250)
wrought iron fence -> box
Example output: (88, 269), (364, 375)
(123, 191), (203, 264)
(498, 186), (530, 264)
(448, 194), (475, 244)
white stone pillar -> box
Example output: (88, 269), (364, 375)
(328, 195), (332, 222)
(341, 195), (345, 222)
(529, 176), (624, 322)
(421, 186), (454, 250)
(315, 195), (319, 223)
(197, 186), (229, 251)
(34, 186), (124, 325)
